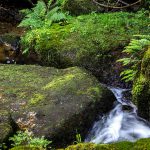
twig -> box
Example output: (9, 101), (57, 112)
(0, 6), (9, 11)
(27, 0), (35, 6)
(118, 0), (129, 5)
(93, 0), (141, 9)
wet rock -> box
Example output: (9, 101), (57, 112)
(0, 110), (13, 143)
(0, 64), (116, 147)
(0, 34), (20, 63)
(122, 105), (133, 112)
(0, 6), (22, 23)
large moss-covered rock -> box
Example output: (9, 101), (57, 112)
(0, 64), (115, 146)
(132, 46), (150, 120)
(62, 138), (150, 150)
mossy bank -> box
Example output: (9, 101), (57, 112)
(10, 138), (150, 150)
(62, 138), (150, 150)
(21, 11), (149, 85)
(132, 46), (150, 121)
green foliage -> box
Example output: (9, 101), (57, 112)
(0, 143), (7, 150)
(118, 35), (150, 82)
(9, 130), (51, 149)
(21, 10), (149, 67)
(73, 133), (82, 144)
(19, 0), (68, 54)
(19, 0), (67, 29)
(144, 0), (150, 6)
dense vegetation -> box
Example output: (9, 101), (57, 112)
(0, 0), (150, 149)
(20, 8), (149, 68)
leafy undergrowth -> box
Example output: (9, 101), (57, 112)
(21, 10), (149, 67)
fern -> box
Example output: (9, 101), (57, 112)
(19, 0), (68, 54)
(118, 35), (150, 82)
(19, 1), (46, 29)
(19, 0), (67, 29)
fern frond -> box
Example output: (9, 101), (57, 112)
(19, 1), (46, 29)
(50, 12), (66, 22)
(117, 58), (131, 66)
(118, 34), (150, 82)
(20, 9), (32, 15)
(47, 0), (53, 9)
(32, 1), (46, 18)
(120, 69), (137, 82)
(46, 6), (60, 19)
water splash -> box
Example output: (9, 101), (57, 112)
(85, 87), (150, 144)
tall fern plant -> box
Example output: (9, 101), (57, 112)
(19, 0), (67, 54)
(19, 0), (67, 29)
(118, 35), (150, 82)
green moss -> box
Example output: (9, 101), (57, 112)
(65, 143), (96, 150)
(132, 46), (150, 120)
(0, 64), (116, 147)
(0, 65), (101, 108)
(63, 138), (150, 150)
(10, 146), (44, 150)
(43, 74), (75, 90)
(29, 94), (45, 105)
(22, 12), (149, 69)
(0, 123), (12, 143)
(0, 110), (9, 116)
(132, 74), (147, 104)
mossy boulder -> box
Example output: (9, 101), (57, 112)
(132, 46), (150, 120)
(0, 64), (116, 146)
(62, 0), (104, 15)
(62, 138), (150, 150)
(0, 110), (13, 143)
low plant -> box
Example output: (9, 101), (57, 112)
(9, 130), (52, 149)
(118, 35), (150, 82)
(73, 133), (82, 144)
(0, 143), (7, 150)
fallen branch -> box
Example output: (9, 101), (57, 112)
(93, 0), (142, 9)
(118, 0), (129, 5)
(0, 6), (9, 11)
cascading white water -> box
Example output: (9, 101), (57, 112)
(85, 87), (150, 144)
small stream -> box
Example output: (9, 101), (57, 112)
(85, 87), (150, 144)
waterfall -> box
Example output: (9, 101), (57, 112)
(85, 87), (150, 144)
